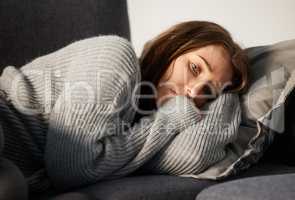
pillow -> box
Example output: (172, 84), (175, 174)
(238, 39), (295, 166)
(241, 39), (295, 133)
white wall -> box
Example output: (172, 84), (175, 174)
(127, 0), (295, 56)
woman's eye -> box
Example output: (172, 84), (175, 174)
(190, 63), (200, 75)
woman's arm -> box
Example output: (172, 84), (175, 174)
(45, 92), (200, 191)
(42, 35), (201, 191)
(138, 93), (241, 175)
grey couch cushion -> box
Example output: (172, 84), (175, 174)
(32, 175), (215, 200)
(196, 162), (295, 200)
(0, 0), (130, 70)
(31, 163), (295, 200)
(197, 173), (295, 200)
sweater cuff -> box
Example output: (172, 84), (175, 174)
(156, 95), (202, 132)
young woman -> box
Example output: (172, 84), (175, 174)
(0, 20), (248, 192)
(135, 20), (247, 121)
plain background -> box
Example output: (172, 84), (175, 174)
(127, 0), (295, 56)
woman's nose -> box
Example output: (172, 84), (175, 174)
(185, 85), (200, 99)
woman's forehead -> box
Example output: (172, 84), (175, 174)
(186, 45), (230, 65)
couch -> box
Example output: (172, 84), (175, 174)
(1, 1), (295, 200)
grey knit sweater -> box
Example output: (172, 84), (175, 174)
(0, 35), (241, 192)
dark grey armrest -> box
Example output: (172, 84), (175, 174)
(0, 158), (28, 200)
(0, 0), (131, 69)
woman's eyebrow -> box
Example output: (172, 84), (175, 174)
(197, 55), (213, 72)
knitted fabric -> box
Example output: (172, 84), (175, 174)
(0, 35), (241, 192)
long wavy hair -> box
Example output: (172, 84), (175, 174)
(133, 20), (249, 124)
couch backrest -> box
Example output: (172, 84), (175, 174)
(0, 0), (130, 71)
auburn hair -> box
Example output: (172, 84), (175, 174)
(133, 20), (249, 123)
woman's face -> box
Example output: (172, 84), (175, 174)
(156, 44), (233, 108)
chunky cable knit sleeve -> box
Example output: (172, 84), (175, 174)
(139, 93), (241, 176)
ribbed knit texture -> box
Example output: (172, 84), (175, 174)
(0, 35), (241, 192)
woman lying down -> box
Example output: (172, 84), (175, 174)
(0, 21), (248, 192)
